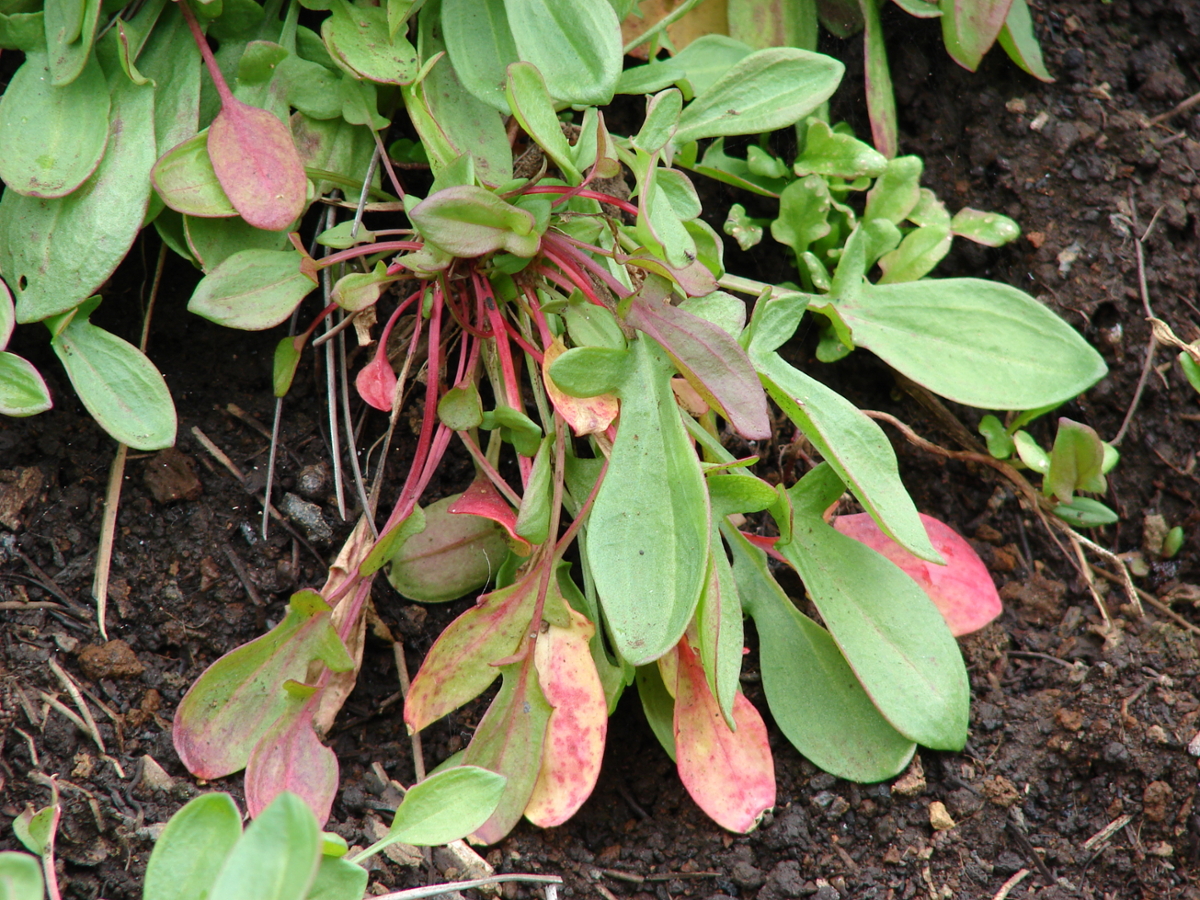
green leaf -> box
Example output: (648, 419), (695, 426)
(137, 4), (203, 155)
(0, 12), (46, 53)
(1012, 430), (1049, 474)
(185, 214), (291, 273)
(0, 44), (154, 323)
(875, 224), (951, 283)
(410, 185), (540, 257)
(462, 654), (553, 844)
(1052, 497), (1118, 528)
(360, 506), (426, 578)
(548, 346), (629, 397)
(504, 61), (582, 183)
(0, 352), (53, 416)
(793, 118), (887, 179)
(864, 156), (923, 224)
(208, 793), (321, 900)
(375, 767), (506, 848)
(749, 342), (939, 562)
(617, 35), (753, 96)
(907, 187), (950, 228)
(832, 279), (1109, 409)
(174, 591), (353, 779)
(775, 466), (970, 749)
(727, 0), (818, 51)
(771, 174), (832, 257)
(1180, 351), (1200, 395)
(515, 435), (553, 544)
(152, 132), (239, 219)
(950, 208), (1020, 246)
(977, 414), (1014, 458)
(189, 249), (317, 331)
(437, 382), (484, 430)
(691, 138), (788, 197)
(694, 525), (743, 728)
(724, 204), (765, 250)
(273, 336), (303, 398)
(996, 0), (1052, 82)
(441, 0), (518, 111)
(305, 856), (368, 900)
(0, 50), (109, 197)
(0, 852), (44, 900)
(45, 0), (101, 86)
(49, 302), (176, 450)
(635, 664), (676, 760)
(634, 89), (683, 155)
(506, 0), (621, 106)
(860, 0), (897, 157)
(143, 794), (243, 900)
(330, 262), (395, 312)
(1045, 417), (1106, 502)
(728, 526), (917, 781)
(674, 48), (843, 144)
(939, 0), (1010, 72)
(12, 805), (55, 857)
(321, 1), (418, 84)
(586, 337), (711, 666)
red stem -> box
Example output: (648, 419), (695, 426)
(177, 0), (236, 109)
(317, 240), (423, 270)
(522, 185), (638, 216)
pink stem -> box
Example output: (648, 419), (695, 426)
(178, 0), (236, 109)
(522, 185), (638, 216)
(317, 240), (423, 270)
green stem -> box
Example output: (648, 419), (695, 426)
(622, 0), (711, 55)
(718, 273), (804, 301)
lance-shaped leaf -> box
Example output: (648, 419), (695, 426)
(503, 61), (582, 184)
(942, 0), (1013, 72)
(626, 279), (770, 440)
(748, 341), (939, 562)
(830, 278), (1108, 409)
(361, 767), (506, 855)
(322, 1), (418, 85)
(876, 224), (951, 284)
(152, 133), (238, 218)
(673, 638), (775, 833)
(728, 525), (916, 782)
(441, 0), (519, 112)
(636, 663), (677, 761)
(860, 0), (897, 158)
(143, 794), (242, 900)
(173, 591), (354, 779)
(189, 249), (317, 330)
(543, 337), (618, 436)
(833, 512), (1002, 637)
(404, 572), (541, 733)
(386, 493), (511, 603)
(996, 0), (1052, 82)
(507, 0), (622, 106)
(49, 301), (176, 450)
(693, 525), (744, 729)
(586, 337), (711, 666)
(410, 185), (540, 258)
(463, 650), (553, 844)
(0, 50), (109, 197)
(208, 98), (307, 232)
(774, 465), (970, 750)
(674, 48), (843, 144)
(524, 605), (608, 827)
(949, 207), (1020, 246)
(245, 700), (339, 826)
(207, 793), (321, 900)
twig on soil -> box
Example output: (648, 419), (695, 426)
(37, 691), (102, 754)
(191, 426), (247, 481)
(1146, 88), (1200, 126)
(371, 874), (564, 900)
(392, 640), (426, 782)
(222, 544), (265, 607)
(594, 884), (621, 900)
(1089, 565), (1200, 639)
(1072, 532), (1142, 615)
(0, 600), (68, 611)
(13, 547), (82, 611)
(989, 869), (1029, 900)
(1006, 650), (1078, 670)
(13, 727), (40, 768)
(1082, 813), (1133, 852)
(47, 657), (105, 753)
(1111, 198), (1161, 447)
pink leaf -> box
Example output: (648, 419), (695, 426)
(356, 353), (397, 411)
(524, 606), (608, 827)
(542, 337), (618, 436)
(207, 99), (307, 231)
(673, 638), (775, 833)
(244, 699), (339, 826)
(448, 477), (532, 555)
(832, 512), (1002, 636)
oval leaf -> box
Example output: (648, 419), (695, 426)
(245, 707), (339, 826)
(0, 352), (53, 417)
(410, 185), (540, 258)
(189, 249), (317, 331)
(208, 99), (307, 232)
(143, 794), (242, 900)
(542, 336), (618, 436)
(152, 131), (238, 218)
(507, 0), (622, 106)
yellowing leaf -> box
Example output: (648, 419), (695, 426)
(524, 606), (607, 827)
(543, 336), (618, 435)
(673, 638), (774, 833)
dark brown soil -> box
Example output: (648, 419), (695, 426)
(4, 1), (1200, 898)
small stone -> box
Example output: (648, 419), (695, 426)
(435, 840), (496, 892)
(1146, 724), (1170, 744)
(929, 801), (956, 831)
(1143, 781), (1173, 822)
(140, 755), (175, 792)
(981, 775), (1020, 808)
(1147, 841), (1174, 857)
(296, 463), (332, 500)
(891, 755), (926, 797)
(731, 862), (765, 889)
(368, 816), (422, 867)
(78, 640), (145, 680)
(0, 467), (44, 531)
(143, 448), (203, 504)
(280, 492), (333, 542)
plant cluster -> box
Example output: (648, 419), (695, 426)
(1, 0), (1109, 870)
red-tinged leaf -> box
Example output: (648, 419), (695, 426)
(404, 572), (540, 733)
(524, 606), (607, 827)
(625, 285), (771, 440)
(173, 591), (353, 779)
(673, 638), (775, 833)
(356, 353), (397, 411)
(624, 253), (718, 298)
(208, 99), (307, 231)
(832, 512), (1002, 636)
(464, 649), (553, 845)
(245, 701), (338, 825)
(948, 0), (1014, 70)
(448, 477), (532, 555)
(542, 336), (618, 436)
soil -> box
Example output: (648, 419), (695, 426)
(4, 1), (1200, 898)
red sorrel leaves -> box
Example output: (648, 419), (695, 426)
(207, 99), (307, 231)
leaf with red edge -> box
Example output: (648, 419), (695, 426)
(673, 637), (775, 833)
(448, 477), (531, 556)
(524, 605), (607, 827)
(543, 336), (619, 436)
(464, 648), (552, 845)
(244, 698), (338, 825)
(356, 353), (396, 411)
(207, 98), (307, 231)
(832, 512), (1002, 636)
(404, 571), (540, 733)
(625, 278), (771, 440)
